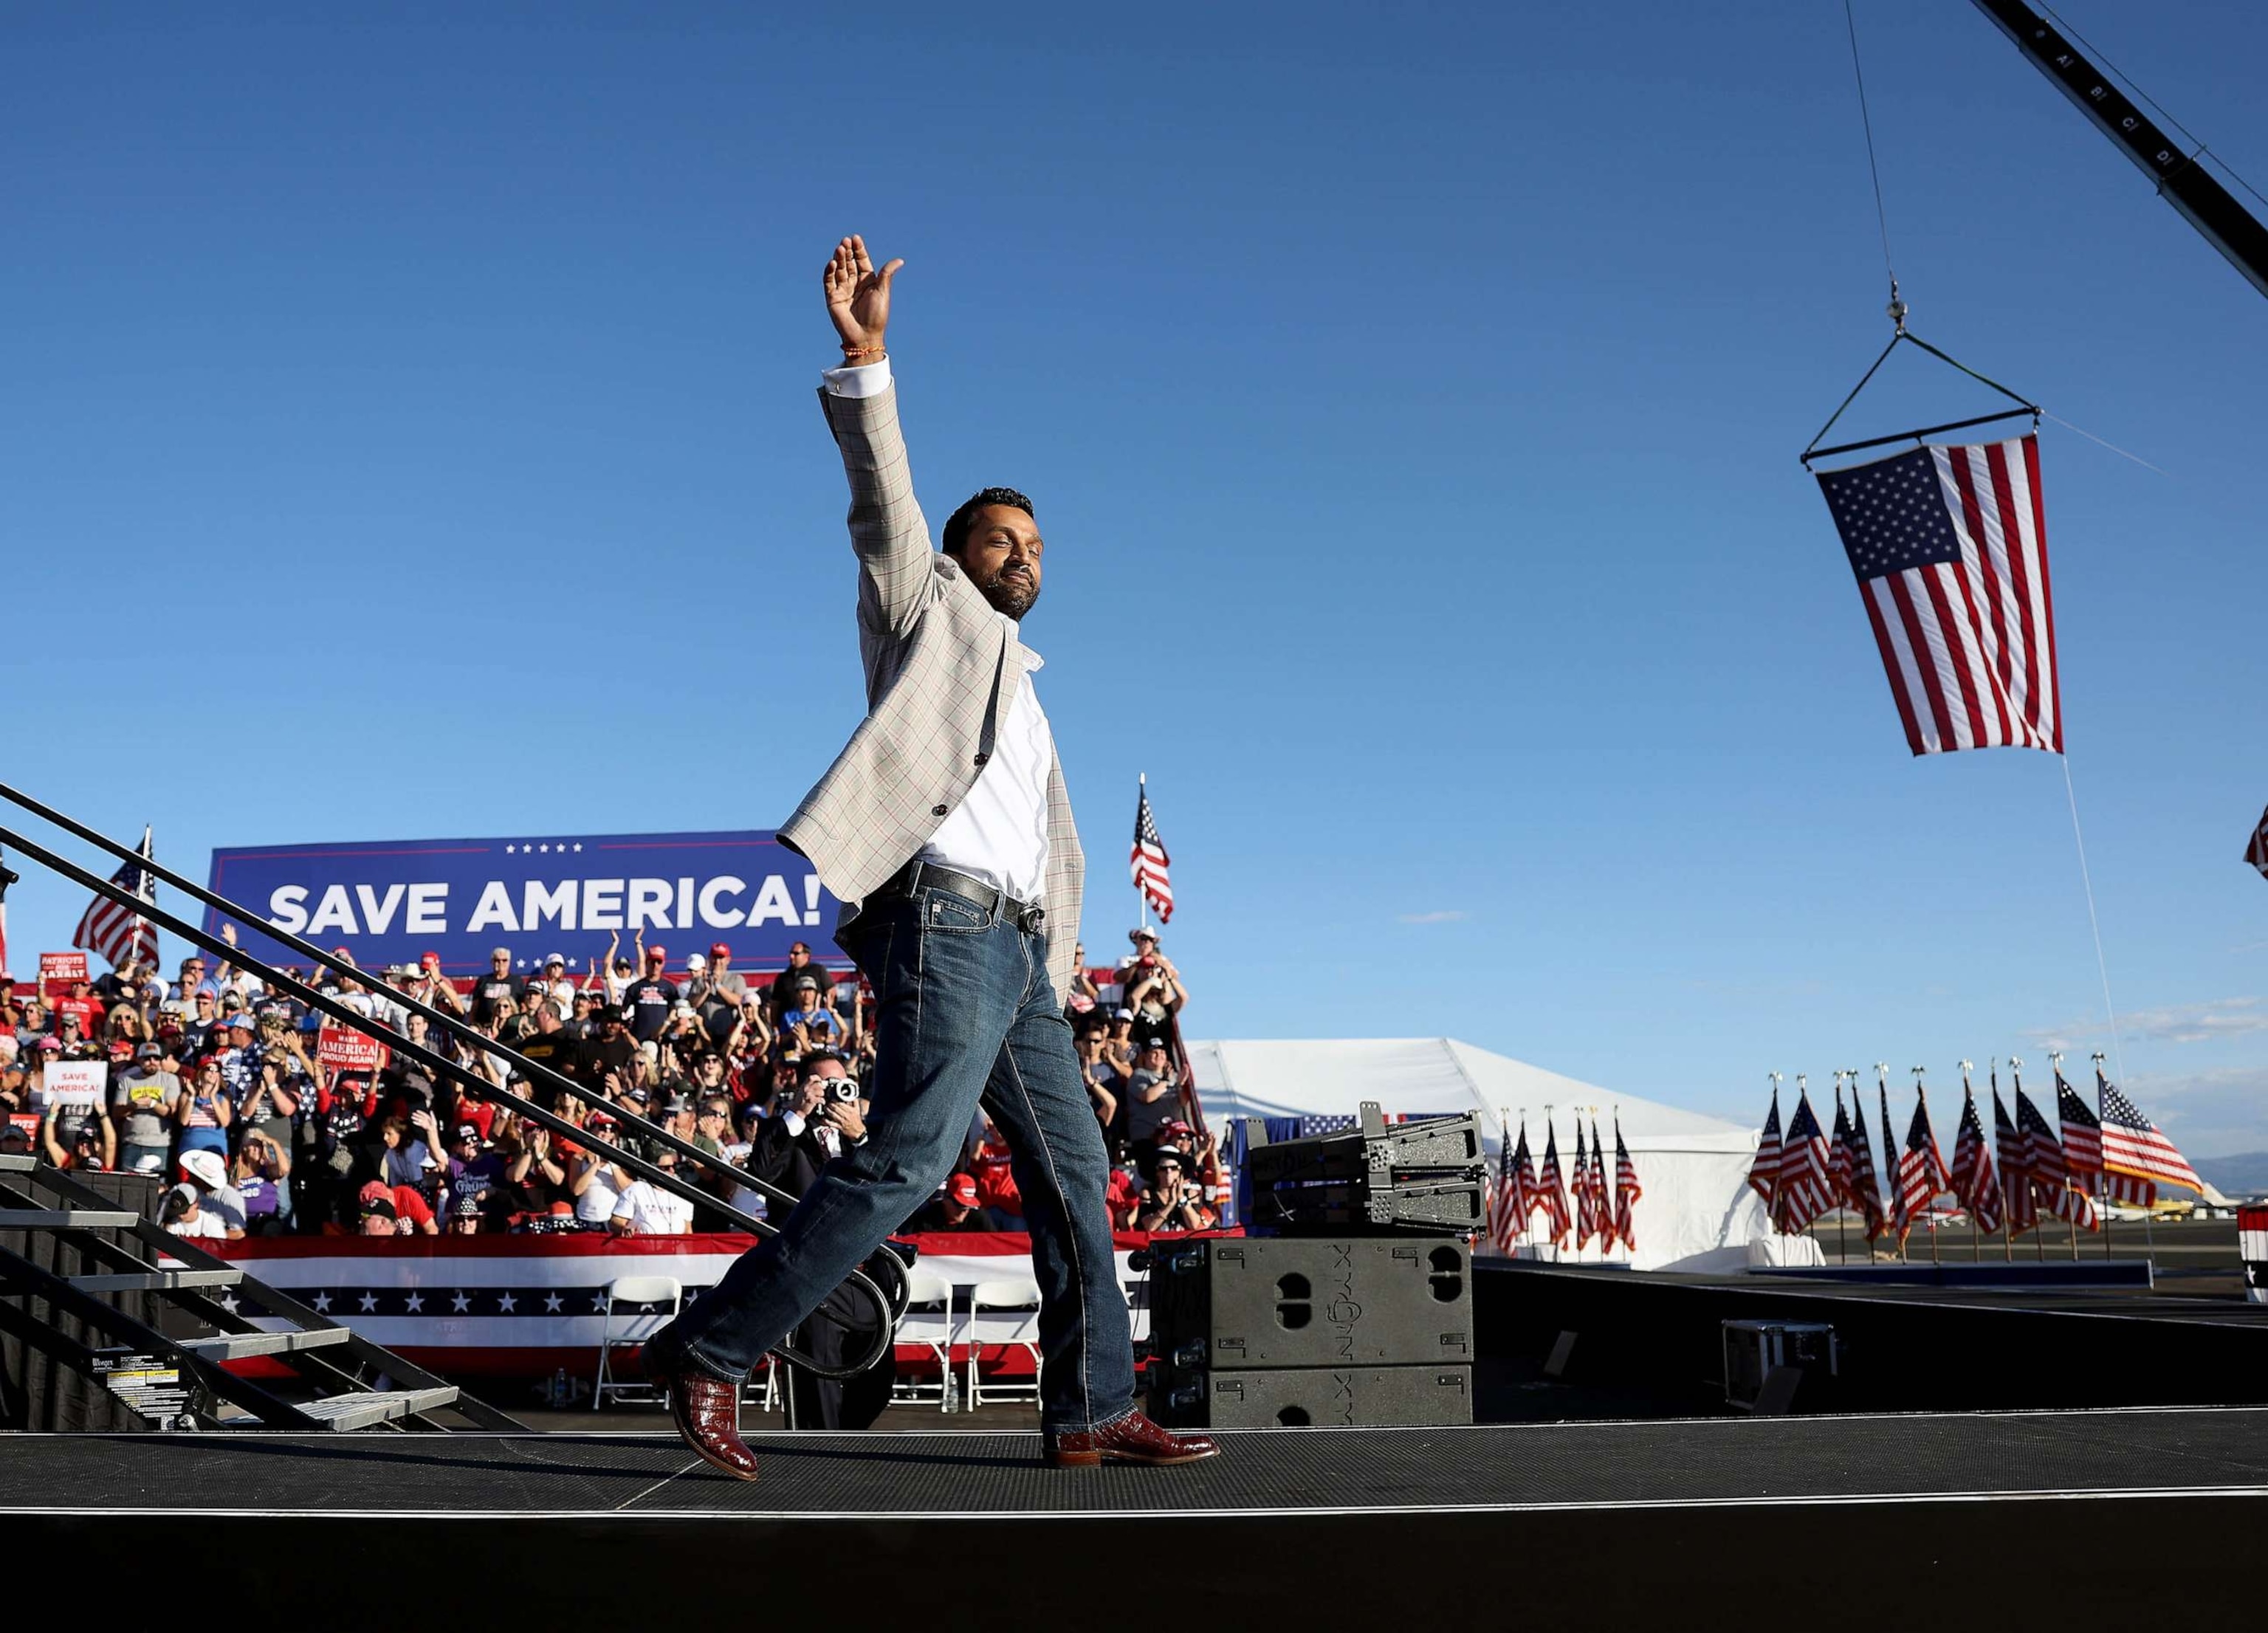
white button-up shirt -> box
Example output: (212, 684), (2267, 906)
(825, 357), (1055, 904)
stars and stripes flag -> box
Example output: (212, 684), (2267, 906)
(1611, 1116), (1641, 1253)
(1895, 1090), (1951, 1241)
(1588, 1116), (1615, 1252)
(1843, 1091), (1888, 1239)
(2098, 1072), (2203, 1197)
(71, 825), (158, 974)
(1534, 1124), (1572, 1248)
(1748, 1089), (1783, 1220)
(1815, 434), (2062, 758)
(1130, 781), (1172, 924)
(2246, 805), (2268, 882)
(1993, 1079), (2037, 1236)
(1777, 1091), (1835, 1232)
(1829, 1093), (1856, 1209)
(1880, 1079), (1908, 1237)
(2016, 1084), (2097, 1231)
(1948, 1087), (2005, 1234)
(2057, 1070), (2103, 1176)
(1570, 1121), (1600, 1250)
(1488, 1120), (1537, 1252)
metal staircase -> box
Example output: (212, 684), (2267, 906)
(0, 1157), (523, 1432)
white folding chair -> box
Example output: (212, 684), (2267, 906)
(593, 1273), (683, 1409)
(890, 1266), (961, 1411)
(966, 1276), (1043, 1409)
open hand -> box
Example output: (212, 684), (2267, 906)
(824, 235), (902, 351)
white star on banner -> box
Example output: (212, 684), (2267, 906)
(450, 1290), (472, 1313)
(404, 1293), (424, 1313)
(219, 1293), (239, 1313)
(543, 1293), (564, 1313)
(506, 845), (516, 854)
(573, 843), (583, 853)
(591, 1293), (609, 1311)
(357, 1292), (379, 1313)
(498, 1293), (517, 1312)
(311, 1292), (331, 1313)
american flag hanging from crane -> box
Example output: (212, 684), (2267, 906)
(71, 825), (158, 973)
(2245, 804), (2268, 882)
(1130, 780), (1173, 924)
(1815, 434), (2062, 757)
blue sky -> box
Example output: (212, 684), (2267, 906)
(7, 3), (2267, 1149)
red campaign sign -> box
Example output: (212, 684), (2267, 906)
(40, 951), (88, 1000)
(316, 1025), (390, 1073)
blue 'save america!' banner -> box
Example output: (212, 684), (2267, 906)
(205, 830), (840, 976)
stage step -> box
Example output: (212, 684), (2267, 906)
(298, 1386), (459, 1431)
(176, 1327), (354, 1361)
(69, 1268), (244, 1293)
(0, 1209), (141, 1230)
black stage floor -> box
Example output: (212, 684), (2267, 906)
(7, 1409), (2264, 1613)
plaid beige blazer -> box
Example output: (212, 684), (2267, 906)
(780, 382), (1085, 1000)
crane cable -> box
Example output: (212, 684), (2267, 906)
(1841, 0), (1904, 325)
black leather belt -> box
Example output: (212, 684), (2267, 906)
(874, 859), (1046, 935)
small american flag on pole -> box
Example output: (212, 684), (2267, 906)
(1611, 1115), (1640, 1253)
(1843, 1091), (1887, 1239)
(1815, 434), (2062, 757)
(1948, 1087), (2005, 1234)
(1488, 1119), (1536, 1252)
(2246, 805), (2268, 882)
(1895, 1090), (1950, 1240)
(1994, 1081), (2037, 1236)
(1534, 1124), (1571, 1248)
(2016, 1085), (2097, 1231)
(1130, 779), (1172, 924)
(2098, 1073), (2203, 1196)
(1569, 1121), (1598, 1250)
(1747, 1088), (1782, 1214)
(1587, 1117), (1615, 1253)
(71, 825), (158, 974)
(1776, 1091), (1835, 1233)
(2056, 1071), (2103, 1176)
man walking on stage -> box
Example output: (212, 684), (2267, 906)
(643, 236), (1218, 1479)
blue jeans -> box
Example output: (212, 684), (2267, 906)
(663, 882), (1135, 1435)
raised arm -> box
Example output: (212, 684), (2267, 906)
(819, 235), (935, 642)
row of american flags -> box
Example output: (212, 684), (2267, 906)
(1485, 1113), (1642, 1256)
(1744, 1061), (2202, 1245)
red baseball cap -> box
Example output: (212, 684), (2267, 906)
(709, 941), (731, 959)
(420, 952), (441, 969)
(946, 1174), (979, 1207)
(645, 945), (667, 961)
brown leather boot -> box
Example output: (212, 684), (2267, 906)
(1045, 1409), (1221, 1468)
(643, 1341), (758, 1482)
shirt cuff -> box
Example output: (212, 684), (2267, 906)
(781, 1111), (807, 1137)
(822, 357), (893, 399)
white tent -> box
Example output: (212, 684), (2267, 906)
(1185, 1037), (1770, 1273)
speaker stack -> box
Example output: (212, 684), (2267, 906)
(1145, 1101), (1481, 1429)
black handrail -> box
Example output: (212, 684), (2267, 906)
(0, 807), (900, 1379)
(0, 776), (913, 1334)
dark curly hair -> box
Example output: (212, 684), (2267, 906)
(942, 487), (1034, 559)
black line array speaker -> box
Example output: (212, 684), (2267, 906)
(1150, 1362), (1474, 1430)
(1143, 1237), (1474, 1429)
(1243, 1101), (1486, 1237)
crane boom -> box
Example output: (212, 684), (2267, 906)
(1969, 0), (2268, 300)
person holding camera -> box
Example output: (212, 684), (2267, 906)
(1136, 1149), (1217, 1233)
(727, 1051), (893, 1431)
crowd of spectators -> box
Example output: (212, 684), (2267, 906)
(1, 922), (1222, 1240)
